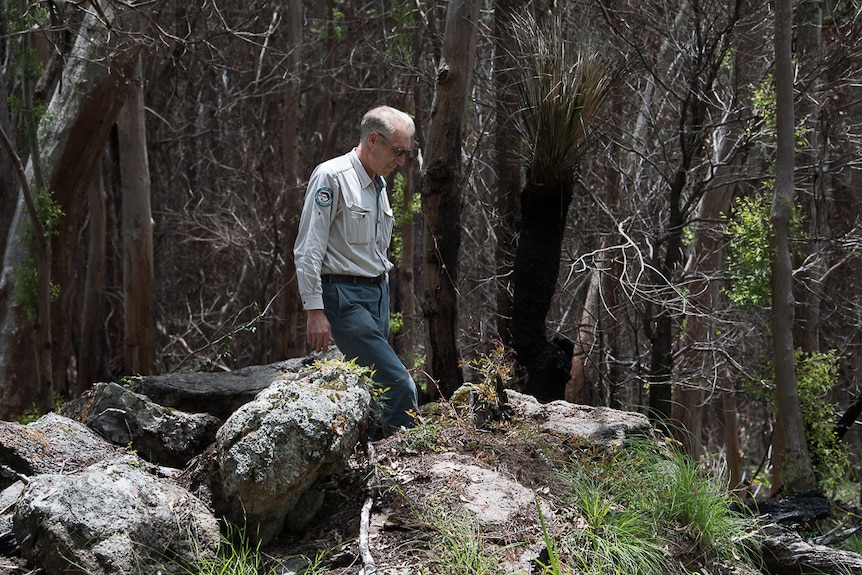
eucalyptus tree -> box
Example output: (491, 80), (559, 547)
(771, 0), (816, 493)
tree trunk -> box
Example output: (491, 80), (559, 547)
(0, 62), (17, 261)
(793, 0), (824, 354)
(509, 177), (576, 403)
(771, 0), (816, 494)
(493, 0), (527, 342)
(421, 0), (481, 399)
(118, 55), (155, 376)
(278, 0), (304, 359)
(77, 159), (107, 395)
(672, 0), (760, 461)
(0, 2), (142, 417)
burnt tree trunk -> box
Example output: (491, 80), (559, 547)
(509, 177), (575, 403)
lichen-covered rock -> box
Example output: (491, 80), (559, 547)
(12, 455), (219, 575)
(216, 361), (371, 543)
(507, 390), (653, 444)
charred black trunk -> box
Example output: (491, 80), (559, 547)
(508, 179), (574, 402)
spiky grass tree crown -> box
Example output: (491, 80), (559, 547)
(509, 11), (614, 184)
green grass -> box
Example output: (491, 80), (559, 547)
(544, 439), (759, 574)
(418, 505), (508, 575)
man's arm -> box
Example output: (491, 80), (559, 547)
(306, 309), (333, 353)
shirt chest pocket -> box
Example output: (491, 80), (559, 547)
(345, 205), (373, 245)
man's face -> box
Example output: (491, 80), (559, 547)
(370, 130), (413, 177)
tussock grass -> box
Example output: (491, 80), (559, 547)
(542, 439), (759, 575)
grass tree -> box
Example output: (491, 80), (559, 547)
(507, 11), (614, 402)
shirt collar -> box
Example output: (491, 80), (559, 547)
(350, 149), (376, 191)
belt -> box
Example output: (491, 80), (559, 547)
(321, 274), (385, 285)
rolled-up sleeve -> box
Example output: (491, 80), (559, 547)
(294, 168), (338, 310)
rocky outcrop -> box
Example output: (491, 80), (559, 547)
(0, 358), (373, 572)
(0, 413), (122, 490)
(129, 356), (327, 421)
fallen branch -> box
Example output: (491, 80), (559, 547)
(359, 441), (379, 575)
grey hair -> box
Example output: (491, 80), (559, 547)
(359, 106), (415, 143)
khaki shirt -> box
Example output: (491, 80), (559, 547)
(294, 150), (395, 310)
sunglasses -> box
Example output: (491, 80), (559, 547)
(378, 133), (413, 159)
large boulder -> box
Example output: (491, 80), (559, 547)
(12, 455), (219, 575)
(216, 361), (371, 543)
(61, 381), (221, 468)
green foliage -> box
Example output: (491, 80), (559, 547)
(723, 193), (804, 308)
(794, 349), (851, 493)
(461, 341), (514, 390)
(747, 78), (808, 148)
(11, 186), (64, 325)
(549, 441), (757, 574)
(397, 418), (448, 454)
(189, 522), (285, 575)
(723, 195), (773, 307)
(390, 311), (403, 334)
(419, 504), (506, 575)
(747, 349), (850, 493)
(310, 2), (345, 41)
(509, 11), (614, 178)
(389, 172), (421, 266)
(564, 474), (666, 575)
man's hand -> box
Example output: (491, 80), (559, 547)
(306, 309), (333, 353)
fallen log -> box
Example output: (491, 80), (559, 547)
(760, 525), (862, 575)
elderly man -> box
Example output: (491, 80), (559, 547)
(294, 106), (419, 437)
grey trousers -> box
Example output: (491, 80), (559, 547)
(322, 280), (418, 429)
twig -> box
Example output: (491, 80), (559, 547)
(359, 441), (379, 575)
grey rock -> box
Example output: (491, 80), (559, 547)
(217, 362), (371, 544)
(12, 455), (219, 575)
(130, 355), (336, 421)
(0, 413), (121, 490)
(506, 390), (653, 444)
(62, 381), (221, 468)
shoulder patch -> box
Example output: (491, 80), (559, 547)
(314, 187), (334, 207)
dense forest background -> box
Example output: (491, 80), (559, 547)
(1, 0), (861, 498)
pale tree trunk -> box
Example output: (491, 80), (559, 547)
(568, 267), (599, 404)
(78, 159), (107, 394)
(0, 2), (143, 417)
(118, 55), (155, 376)
(393, 27), (428, 375)
(278, 0), (304, 359)
(771, 0), (816, 494)
(0, 61), (17, 260)
(421, 0), (481, 398)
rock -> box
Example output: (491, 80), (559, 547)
(130, 355), (336, 421)
(427, 454), (555, 529)
(506, 390), (653, 444)
(62, 381), (221, 468)
(12, 455), (219, 575)
(216, 361), (371, 544)
(0, 413), (121, 490)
